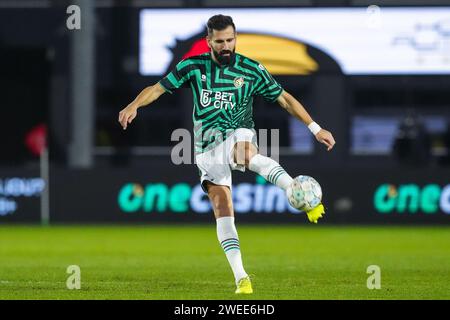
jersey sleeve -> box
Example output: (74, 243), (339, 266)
(158, 59), (193, 94)
(254, 63), (283, 102)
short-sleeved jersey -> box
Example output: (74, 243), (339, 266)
(159, 52), (283, 153)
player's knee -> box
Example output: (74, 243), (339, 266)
(233, 142), (246, 165)
(244, 144), (257, 167)
(234, 142), (257, 167)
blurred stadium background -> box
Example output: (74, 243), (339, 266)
(0, 0), (449, 300)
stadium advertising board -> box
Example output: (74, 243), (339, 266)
(140, 7), (450, 76)
(117, 177), (300, 215)
(49, 164), (450, 224)
(374, 183), (450, 215)
(0, 170), (44, 222)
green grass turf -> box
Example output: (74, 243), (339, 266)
(0, 225), (449, 300)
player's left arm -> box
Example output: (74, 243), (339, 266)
(277, 90), (336, 151)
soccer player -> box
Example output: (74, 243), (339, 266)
(118, 14), (335, 294)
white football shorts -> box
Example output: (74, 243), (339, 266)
(195, 128), (257, 193)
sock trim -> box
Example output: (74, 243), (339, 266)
(222, 240), (240, 247)
(220, 238), (240, 252)
(220, 238), (239, 245)
(272, 170), (286, 185)
(223, 242), (240, 249)
(224, 246), (240, 253)
(267, 167), (282, 182)
(268, 166), (286, 184)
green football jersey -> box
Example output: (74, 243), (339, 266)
(159, 52), (283, 153)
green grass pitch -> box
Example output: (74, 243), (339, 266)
(0, 225), (449, 300)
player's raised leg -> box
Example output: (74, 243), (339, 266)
(234, 141), (325, 222)
(234, 141), (293, 190)
(205, 182), (253, 294)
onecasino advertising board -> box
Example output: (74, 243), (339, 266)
(50, 166), (450, 224)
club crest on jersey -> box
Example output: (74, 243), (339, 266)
(200, 89), (236, 110)
(200, 89), (212, 107)
(233, 77), (244, 88)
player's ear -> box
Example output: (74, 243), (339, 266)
(206, 36), (212, 49)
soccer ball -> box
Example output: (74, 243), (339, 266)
(286, 175), (322, 211)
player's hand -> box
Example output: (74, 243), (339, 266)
(315, 129), (335, 151)
(118, 103), (138, 130)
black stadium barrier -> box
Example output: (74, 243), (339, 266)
(1, 163), (449, 224)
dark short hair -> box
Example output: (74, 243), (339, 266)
(207, 14), (236, 36)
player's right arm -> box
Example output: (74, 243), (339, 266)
(119, 58), (193, 130)
(118, 83), (166, 130)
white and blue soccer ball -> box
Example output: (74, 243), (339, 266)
(286, 175), (322, 211)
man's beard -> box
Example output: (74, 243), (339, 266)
(213, 48), (235, 65)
